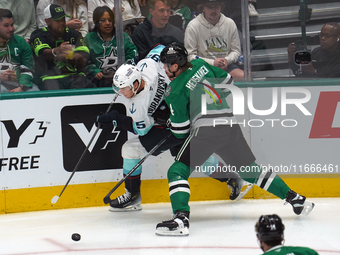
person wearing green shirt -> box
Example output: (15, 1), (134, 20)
(84, 6), (138, 87)
(255, 214), (319, 255)
(0, 9), (38, 93)
(155, 43), (314, 236)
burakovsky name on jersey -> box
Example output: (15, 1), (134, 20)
(148, 73), (167, 115)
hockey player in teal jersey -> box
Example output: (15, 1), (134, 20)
(255, 214), (319, 254)
(96, 44), (244, 211)
(155, 43), (315, 236)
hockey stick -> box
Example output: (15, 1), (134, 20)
(103, 132), (172, 204)
(51, 93), (119, 204)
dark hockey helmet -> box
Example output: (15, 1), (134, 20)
(255, 214), (285, 242)
(160, 42), (188, 67)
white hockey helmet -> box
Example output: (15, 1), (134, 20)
(112, 64), (142, 96)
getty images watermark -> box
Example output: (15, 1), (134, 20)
(201, 83), (312, 128)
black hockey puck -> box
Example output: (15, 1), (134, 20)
(71, 233), (81, 241)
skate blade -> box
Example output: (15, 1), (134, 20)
(109, 204), (142, 212)
(235, 182), (254, 201)
(155, 227), (189, 236)
(301, 200), (315, 216)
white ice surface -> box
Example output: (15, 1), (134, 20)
(1, 198), (340, 255)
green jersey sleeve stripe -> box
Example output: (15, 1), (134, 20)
(75, 46), (89, 54)
(34, 44), (50, 56)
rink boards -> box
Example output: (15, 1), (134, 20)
(0, 82), (340, 214)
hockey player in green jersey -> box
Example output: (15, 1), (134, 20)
(96, 45), (245, 211)
(255, 214), (319, 254)
(155, 43), (315, 236)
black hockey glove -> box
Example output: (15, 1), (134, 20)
(95, 110), (119, 129)
(152, 100), (171, 127)
(95, 110), (135, 133)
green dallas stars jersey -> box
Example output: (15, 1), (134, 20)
(263, 245), (319, 255)
(164, 58), (236, 139)
(84, 32), (137, 76)
(0, 34), (34, 89)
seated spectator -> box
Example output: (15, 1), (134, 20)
(36, 0), (88, 38)
(147, 0), (192, 31)
(288, 22), (340, 78)
(87, 0), (143, 30)
(0, 0), (37, 43)
(187, 0), (258, 20)
(131, 0), (184, 60)
(0, 9), (39, 93)
(30, 4), (95, 90)
(255, 214), (319, 254)
(84, 6), (138, 87)
(185, 0), (244, 80)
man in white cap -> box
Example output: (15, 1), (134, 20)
(29, 4), (95, 90)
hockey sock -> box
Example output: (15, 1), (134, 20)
(169, 185), (190, 213)
(200, 156), (237, 182)
(123, 158), (142, 194)
(265, 175), (291, 199)
(124, 174), (141, 194)
(238, 162), (290, 199)
(168, 161), (191, 213)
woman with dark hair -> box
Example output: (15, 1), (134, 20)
(84, 6), (138, 87)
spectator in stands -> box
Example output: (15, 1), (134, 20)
(87, 0), (143, 30)
(288, 22), (340, 78)
(0, 9), (39, 93)
(30, 4), (95, 90)
(131, 0), (184, 59)
(0, 0), (37, 43)
(85, 6), (138, 87)
(184, 0), (244, 80)
(188, 0), (258, 30)
(36, 0), (88, 38)
(148, 0), (192, 31)
(255, 214), (319, 254)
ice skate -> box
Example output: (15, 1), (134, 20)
(155, 211), (190, 236)
(109, 190), (142, 212)
(285, 190), (315, 216)
(227, 177), (244, 200)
